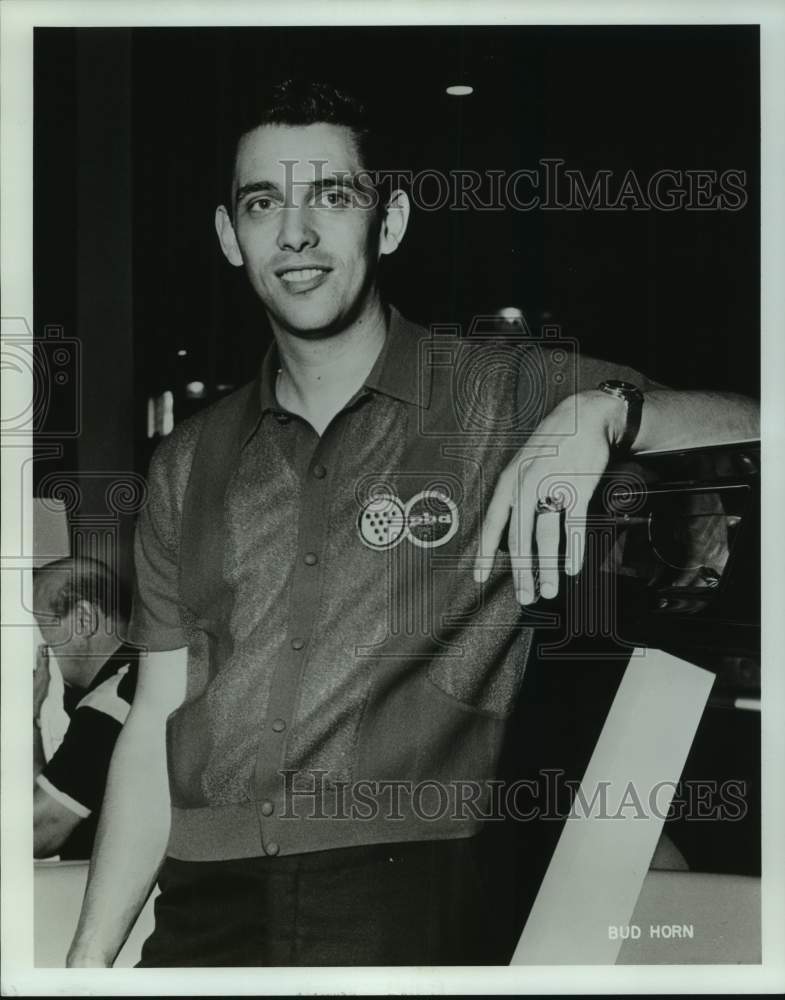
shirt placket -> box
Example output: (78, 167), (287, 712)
(250, 408), (351, 856)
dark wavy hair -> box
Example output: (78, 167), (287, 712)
(225, 78), (392, 216)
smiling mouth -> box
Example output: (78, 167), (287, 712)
(278, 267), (331, 284)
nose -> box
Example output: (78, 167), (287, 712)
(277, 205), (318, 253)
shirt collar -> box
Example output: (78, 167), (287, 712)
(364, 305), (432, 409)
(62, 643), (136, 708)
(86, 643), (137, 694)
(240, 305), (432, 448)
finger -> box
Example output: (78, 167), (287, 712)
(509, 472), (537, 604)
(535, 509), (561, 598)
(473, 469), (514, 583)
(565, 500), (589, 577)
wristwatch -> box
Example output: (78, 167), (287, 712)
(598, 380), (644, 454)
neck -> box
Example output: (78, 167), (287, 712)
(272, 298), (389, 435)
(66, 636), (122, 690)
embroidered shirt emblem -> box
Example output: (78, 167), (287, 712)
(357, 490), (458, 551)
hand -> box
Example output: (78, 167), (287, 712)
(473, 390), (624, 604)
(33, 644), (51, 719)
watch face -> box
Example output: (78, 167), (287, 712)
(600, 379), (642, 399)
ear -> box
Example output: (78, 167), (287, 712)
(378, 189), (410, 259)
(215, 205), (244, 267)
(74, 600), (99, 639)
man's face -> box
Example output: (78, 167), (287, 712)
(33, 594), (81, 686)
(221, 123), (386, 337)
(33, 575), (99, 687)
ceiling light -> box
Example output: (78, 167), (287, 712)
(185, 380), (206, 399)
(499, 307), (523, 322)
(446, 85), (474, 97)
(177, 349), (187, 357)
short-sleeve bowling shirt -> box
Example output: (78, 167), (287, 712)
(129, 306), (661, 861)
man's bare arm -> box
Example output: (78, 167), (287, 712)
(66, 648), (187, 968)
(475, 389), (759, 602)
(624, 389), (759, 454)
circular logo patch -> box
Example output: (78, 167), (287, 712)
(404, 490), (459, 549)
(357, 494), (407, 550)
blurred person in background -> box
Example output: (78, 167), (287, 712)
(33, 556), (138, 860)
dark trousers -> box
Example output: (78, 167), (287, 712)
(138, 835), (520, 966)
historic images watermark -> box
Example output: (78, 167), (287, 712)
(263, 158), (748, 213)
(276, 768), (748, 824)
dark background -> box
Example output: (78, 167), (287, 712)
(35, 24), (760, 480)
(33, 25), (761, 895)
(142, 25), (761, 406)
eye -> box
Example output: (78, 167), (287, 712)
(246, 196), (278, 215)
(314, 188), (352, 208)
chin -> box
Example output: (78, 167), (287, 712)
(275, 304), (349, 339)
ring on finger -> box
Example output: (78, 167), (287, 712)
(535, 494), (567, 515)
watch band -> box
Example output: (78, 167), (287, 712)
(598, 380), (644, 453)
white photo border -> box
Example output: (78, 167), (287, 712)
(2, 0), (783, 994)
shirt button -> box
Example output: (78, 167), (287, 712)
(304, 552), (318, 566)
(291, 638), (305, 650)
(312, 464), (327, 479)
(265, 842), (280, 857)
(271, 718), (286, 733)
(260, 800), (274, 817)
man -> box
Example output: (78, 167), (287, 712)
(33, 556), (137, 860)
(67, 80), (758, 966)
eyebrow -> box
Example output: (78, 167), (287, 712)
(234, 175), (359, 206)
(234, 180), (282, 205)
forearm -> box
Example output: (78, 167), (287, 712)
(629, 390), (759, 453)
(476, 386), (759, 601)
(66, 708), (171, 967)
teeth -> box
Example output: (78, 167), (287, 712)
(280, 268), (325, 282)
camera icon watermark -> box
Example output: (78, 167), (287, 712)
(1, 317), (82, 438)
(417, 318), (579, 442)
